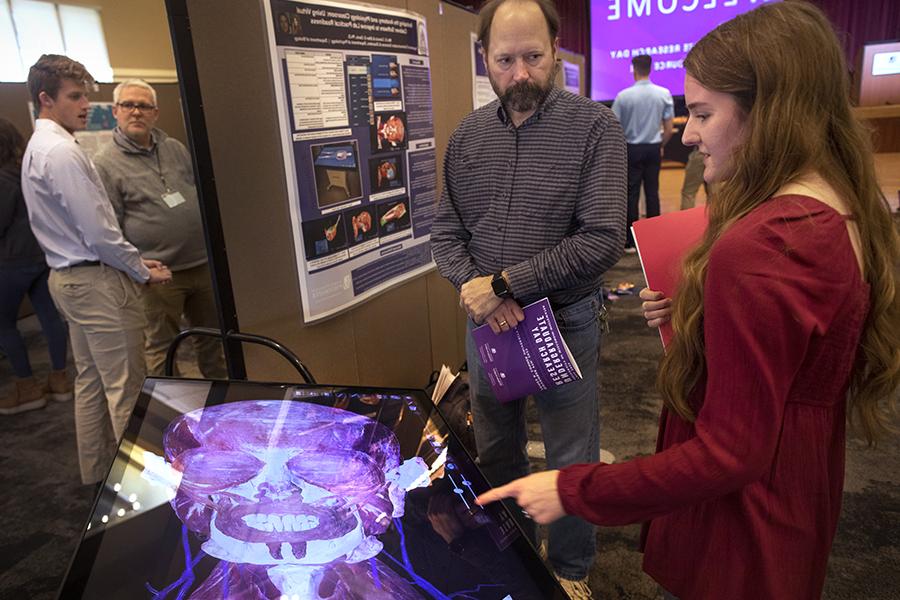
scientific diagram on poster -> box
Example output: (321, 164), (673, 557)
(265, 0), (438, 321)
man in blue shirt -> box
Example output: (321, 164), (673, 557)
(612, 55), (674, 250)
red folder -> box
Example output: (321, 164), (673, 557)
(631, 206), (708, 348)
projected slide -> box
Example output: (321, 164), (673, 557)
(591, 0), (779, 101)
(59, 379), (569, 599)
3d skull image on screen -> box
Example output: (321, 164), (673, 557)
(162, 400), (429, 599)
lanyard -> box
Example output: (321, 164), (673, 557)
(142, 145), (171, 192)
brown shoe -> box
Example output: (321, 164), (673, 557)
(0, 377), (48, 415)
(556, 575), (593, 600)
(47, 369), (74, 402)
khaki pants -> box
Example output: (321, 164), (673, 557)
(48, 265), (147, 484)
(141, 263), (226, 379)
(680, 148), (708, 210)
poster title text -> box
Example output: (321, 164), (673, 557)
(296, 7), (411, 35)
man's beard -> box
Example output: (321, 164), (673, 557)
(490, 62), (558, 114)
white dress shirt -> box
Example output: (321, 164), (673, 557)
(21, 119), (149, 282)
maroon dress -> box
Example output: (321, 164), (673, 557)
(558, 195), (870, 599)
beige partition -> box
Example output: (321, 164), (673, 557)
(180, 0), (584, 387)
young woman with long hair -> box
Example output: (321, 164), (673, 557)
(0, 117), (72, 414)
(476, 3), (900, 598)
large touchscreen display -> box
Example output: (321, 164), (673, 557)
(59, 379), (566, 599)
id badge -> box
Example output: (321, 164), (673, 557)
(162, 191), (186, 208)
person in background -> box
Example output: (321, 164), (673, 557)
(613, 54), (674, 252)
(431, 0), (626, 597)
(477, 3), (900, 599)
(94, 80), (225, 379)
(0, 117), (72, 415)
(679, 147), (708, 209)
(21, 55), (171, 485)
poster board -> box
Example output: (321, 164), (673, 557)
(562, 59), (580, 95)
(470, 32), (498, 110)
(264, 0), (438, 322)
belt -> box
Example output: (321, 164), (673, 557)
(58, 260), (101, 270)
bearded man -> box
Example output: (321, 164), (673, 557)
(430, 1), (626, 597)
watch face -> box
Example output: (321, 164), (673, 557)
(492, 275), (509, 297)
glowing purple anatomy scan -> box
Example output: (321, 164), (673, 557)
(156, 400), (431, 599)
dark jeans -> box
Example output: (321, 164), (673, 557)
(626, 143), (662, 246)
(466, 291), (603, 580)
(0, 263), (68, 377)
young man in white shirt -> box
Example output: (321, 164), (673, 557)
(21, 54), (171, 485)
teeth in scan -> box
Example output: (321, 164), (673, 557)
(241, 513), (319, 532)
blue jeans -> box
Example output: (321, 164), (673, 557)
(0, 263), (68, 377)
(466, 291), (602, 580)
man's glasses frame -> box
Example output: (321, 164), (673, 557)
(116, 101), (157, 113)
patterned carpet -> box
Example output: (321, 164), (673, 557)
(0, 253), (897, 599)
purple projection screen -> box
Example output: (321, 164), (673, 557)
(590, 0), (779, 101)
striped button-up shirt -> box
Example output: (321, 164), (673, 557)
(431, 87), (626, 308)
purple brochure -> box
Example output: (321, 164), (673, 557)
(471, 298), (582, 403)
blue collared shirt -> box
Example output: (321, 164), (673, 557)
(612, 80), (674, 144)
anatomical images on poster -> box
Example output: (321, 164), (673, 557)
(266, 0), (438, 321)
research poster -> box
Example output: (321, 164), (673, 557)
(562, 59), (580, 95)
(265, 0), (437, 322)
(471, 33), (498, 109)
